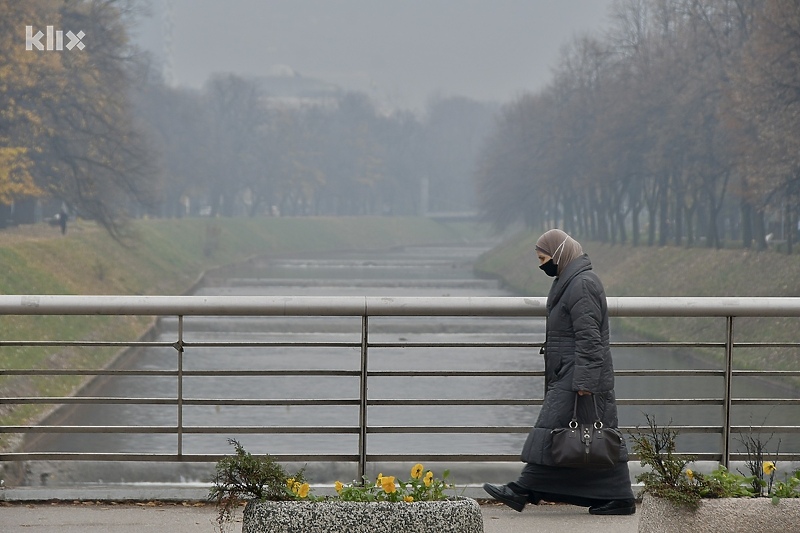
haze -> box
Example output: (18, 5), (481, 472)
(134, 0), (613, 112)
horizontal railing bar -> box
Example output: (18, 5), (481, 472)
(3, 396), (792, 407)
(0, 369), (734, 378)
(367, 400), (541, 406)
(615, 370), (723, 376)
(732, 370), (800, 377)
(0, 426), (359, 434)
(0, 453), (359, 462)
(732, 343), (800, 348)
(3, 295), (800, 317)
(4, 451), (799, 463)
(1, 426), (179, 434)
(0, 369), (359, 377)
(611, 342), (724, 348)
(6, 397), (796, 408)
(366, 454), (525, 462)
(4, 398), (361, 407)
(2, 369), (788, 378)
(368, 342), (540, 348)
(9, 397), (177, 405)
(16, 452), (799, 462)
(0, 341), (173, 347)
(183, 399), (360, 406)
(15, 424), (794, 435)
(181, 342), (361, 348)
(729, 426), (800, 433)
(367, 426), (532, 434)
(367, 399), (726, 406)
(731, 399), (800, 405)
(183, 370), (360, 377)
(369, 371), (543, 377)
(0, 369), (178, 377)
(180, 426), (359, 434)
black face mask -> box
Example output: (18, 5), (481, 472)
(539, 259), (558, 277)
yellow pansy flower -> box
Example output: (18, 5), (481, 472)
(411, 463), (424, 479)
(424, 471), (434, 487)
(286, 478), (295, 489)
(763, 461), (776, 475)
(686, 469), (694, 481)
(298, 483), (310, 498)
(381, 475), (397, 494)
(376, 473), (384, 487)
(404, 495), (414, 502)
(335, 481), (343, 494)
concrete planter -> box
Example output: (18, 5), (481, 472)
(638, 493), (800, 533)
(242, 497), (484, 533)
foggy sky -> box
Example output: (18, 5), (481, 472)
(133, 0), (614, 113)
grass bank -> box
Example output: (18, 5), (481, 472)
(0, 216), (485, 449)
(474, 230), (800, 374)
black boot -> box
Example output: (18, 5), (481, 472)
(588, 499), (637, 515)
(482, 483), (528, 512)
(508, 481), (541, 505)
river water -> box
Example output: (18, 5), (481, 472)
(18, 243), (799, 487)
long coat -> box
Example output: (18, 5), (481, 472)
(521, 253), (629, 465)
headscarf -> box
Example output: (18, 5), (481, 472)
(535, 229), (583, 276)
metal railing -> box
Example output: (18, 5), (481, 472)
(2, 295), (800, 481)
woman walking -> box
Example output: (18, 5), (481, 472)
(483, 229), (636, 515)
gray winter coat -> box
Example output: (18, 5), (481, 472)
(521, 253), (629, 465)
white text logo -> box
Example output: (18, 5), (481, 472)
(26, 26), (85, 51)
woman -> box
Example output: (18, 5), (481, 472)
(483, 229), (636, 515)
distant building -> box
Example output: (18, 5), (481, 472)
(254, 66), (342, 109)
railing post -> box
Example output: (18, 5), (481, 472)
(358, 314), (369, 481)
(176, 315), (184, 457)
(722, 315), (734, 468)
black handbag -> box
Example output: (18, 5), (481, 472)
(550, 394), (622, 469)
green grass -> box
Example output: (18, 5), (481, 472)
(474, 229), (800, 374)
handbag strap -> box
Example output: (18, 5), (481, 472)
(569, 393), (604, 429)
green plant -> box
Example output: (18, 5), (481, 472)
(209, 442), (462, 531)
(632, 414), (706, 509)
(334, 464), (455, 502)
(632, 415), (800, 510)
(208, 439), (311, 530)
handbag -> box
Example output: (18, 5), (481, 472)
(549, 394), (622, 469)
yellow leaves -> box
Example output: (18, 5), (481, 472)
(0, 146), (41, 203)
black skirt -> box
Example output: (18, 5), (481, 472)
(517, 461), (635, 503)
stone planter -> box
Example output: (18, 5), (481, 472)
(243, 497), (484, 533)
(639, 493), (800, 533)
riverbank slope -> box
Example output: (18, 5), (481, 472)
(474, 230), (800, 372)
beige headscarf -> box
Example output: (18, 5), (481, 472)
(535, 229), (583, 276)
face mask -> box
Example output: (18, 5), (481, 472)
(539, 258), (558, 277)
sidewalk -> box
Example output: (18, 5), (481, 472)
(1, 500), (640, 533)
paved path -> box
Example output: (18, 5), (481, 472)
(1, 500), (640, 533)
